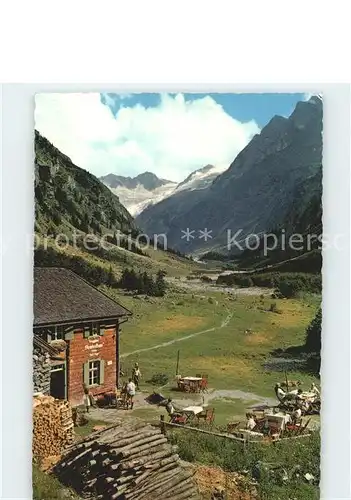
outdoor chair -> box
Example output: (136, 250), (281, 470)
(103, 391), (116, 407)
(177, 380), (185, 391)
(116, 390), (129, 410)
(171, 413), (188, 425)
(297, 418), (311, 435)
(285, 423), (302, 435)
(227, 421), (240, 433)
(205, 407), (215, 426)
(268, 424), (281, 437)
(200, 378), (208, 393)
(197, 407), (215, 427)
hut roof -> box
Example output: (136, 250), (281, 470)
(33, 267), (132, 326)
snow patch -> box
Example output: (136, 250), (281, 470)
(102, 164), (229, 216)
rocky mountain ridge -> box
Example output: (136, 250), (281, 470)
(136, 96), (323, 254)
(100, 164), (227, 217)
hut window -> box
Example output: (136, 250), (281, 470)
(89, 322), (101, 337)
(84, 322), (102, 338)
(47, 326), (65, 342)
(84, 360), (105, 386)
(89, 360), (100, 386)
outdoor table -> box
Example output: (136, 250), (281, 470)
(182, 376), (202, 393)
(301, 392), (316, 400)
(182, 405), (204, 423)
(182, 405), (204, 415)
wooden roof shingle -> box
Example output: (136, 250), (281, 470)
(33, 267), (132, 327)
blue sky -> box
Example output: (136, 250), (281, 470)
(35, 92), (309, 182)
(100, 92), (306, 128)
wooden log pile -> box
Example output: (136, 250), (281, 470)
(32, 394), (75, 458)
(33, 346), (51, 394)
(54, 421), (200, 500)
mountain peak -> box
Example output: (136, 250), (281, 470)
(136, 95), (322, 253)
(199, 164), (215, 173)
(134, 172), (172, 190)
(308, 94), (323, 105)
(100, 172), (174, 191)
(176, 164), (220, 191)
(136, 171), (158, 180)
(289, 96), (323, 130)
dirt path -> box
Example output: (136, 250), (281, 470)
(88, 389), (320, 430)
(204, 389), (276, 407)
(120, 311), (233, 359)
(86, 388), (271, 424)
(121, 277), (269, 360)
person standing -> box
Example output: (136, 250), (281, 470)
(83, 386), (91, 413)
(132, 363), (142, 390)
(126, 377), (136, 410)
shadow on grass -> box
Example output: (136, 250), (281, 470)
(265, 345), (321, 377)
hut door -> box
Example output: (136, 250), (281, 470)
(50, 363), (66, 400)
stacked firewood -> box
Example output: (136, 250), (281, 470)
(33, 346), (51, 394)
(32, 395), (75, 458)
(54, 421), (200, 499)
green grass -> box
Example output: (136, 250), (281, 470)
(102, 286), (226, 351)
(168, 429), (320, 500)
(32, 464), (80, 500)
(130, 406), (162, 423)
(34, 240), (321, 499)
(109, 288), (320, 399)
(74, 419), (110, 438)
(208, 398), (260, 425)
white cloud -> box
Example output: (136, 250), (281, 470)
(119, 93), (133, 100)
(35, 92), (260, 182)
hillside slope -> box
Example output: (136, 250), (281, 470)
(34, 131), (135, 235)
(234, 167), (322, 270)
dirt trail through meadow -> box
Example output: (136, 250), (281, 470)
(120, 311), (233, 359)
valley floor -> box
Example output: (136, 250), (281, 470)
(101, 282), (320, 426)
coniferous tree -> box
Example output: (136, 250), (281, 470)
(147, 272), (157, 295)
(154, 270), (167, 297)
(137, 272), (146, 294)
(305, 306), (322, 352)
(120, 268), (132, 289)
(107, 265), (114, 286)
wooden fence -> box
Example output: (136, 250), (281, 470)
(159, 416), (312, 447)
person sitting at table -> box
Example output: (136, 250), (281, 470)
(245, 413), (257, 431)
(310, 383), (320, 397)
(295, 388), (304, 405)
(291, 407), (302, 424)
(165, 398), (183, 421)
(275, 383), (286, 403)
